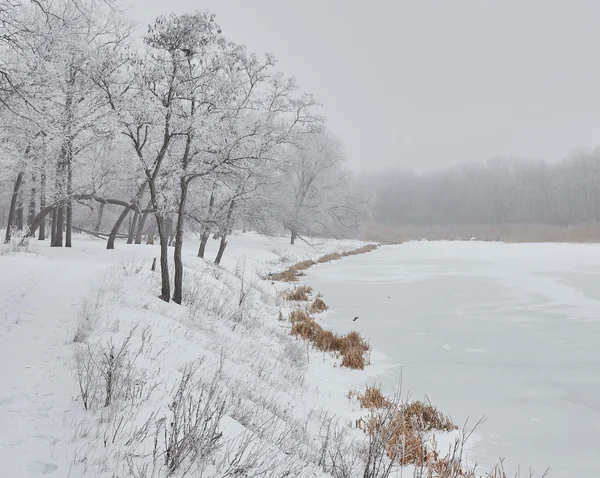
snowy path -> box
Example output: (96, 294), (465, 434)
(0, 252), (106, 477)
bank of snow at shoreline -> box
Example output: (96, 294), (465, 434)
(0, 232), (466, 477)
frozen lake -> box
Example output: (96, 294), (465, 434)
(304, 241), (600, 477)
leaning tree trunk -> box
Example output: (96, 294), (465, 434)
(214, 235), (228, 265)
(135, 200), (152, 244)
(39, 166), (46, 240)
(198, 190), (215, 259)
(16, 193), (24, 231)
(214, 199), (235, 266)
(172, 179), (189, 305)
(94, 202), (105, 232)
(4, 172), (24, 244)
(107, 207), (131, 250)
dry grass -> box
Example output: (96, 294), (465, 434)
(283, 285), (313, 301)
(341, 244), (378, 256)
(357, 385), (390, 409)
(289, 308), (370, 370)
(270, 244), (378, 282)
(355, 385), (458, 466)
(316, 252), (342, 263)
(341, 347), (366, 369)
(270, 267), (301, 282)
(308, 296), (328, 313)
(294, 259), (316, 271)
(289, 308), (311, 324)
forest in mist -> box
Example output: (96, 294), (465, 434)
(363, 149), (600, 228)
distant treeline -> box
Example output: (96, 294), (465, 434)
(363, 148), (600, 227)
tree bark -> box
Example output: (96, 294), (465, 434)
(16, 190), (24, 231)
(65, 155), (73, 247)
(155, 212), (170, 301)
(290, 230), (296, 245)
(94, 202), (105, 232)
(39, 167), (46, 240)
(4, 172), (24, 244)
(51, 207), (58, 244)
(28, 172), (37, 227)
(172, 179), (189, 304)
(198, 189), (215, 258)
(52, 205), (64, 247)
(107, 207), (131, 250)
(214, 235), (228, 265)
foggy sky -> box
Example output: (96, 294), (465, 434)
(126, 0), (600, 172)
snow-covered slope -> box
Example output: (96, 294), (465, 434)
(1, 232), (417, 477)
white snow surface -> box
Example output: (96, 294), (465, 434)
(0, 232), (416, 478)
(304, 240), (600, 478)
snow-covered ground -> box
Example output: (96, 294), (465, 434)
(1, 232), (410, 477)
(304, 241), (600, 477)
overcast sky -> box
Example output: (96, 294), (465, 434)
(126, 0), (600, 172)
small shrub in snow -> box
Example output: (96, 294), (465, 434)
(161, 367), (226, 475)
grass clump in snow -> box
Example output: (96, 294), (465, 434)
(316, 251), (342, 263)
(354, 384), (458, 467)
(308, 295), (328, 313)
(289, 308), (370, 370)
(283, 285), (313, 301)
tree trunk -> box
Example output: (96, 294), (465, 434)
(214, 199), (235, 265)
(39, 166), (46, 240)
(198, 232), (209, 259)
(214, 235), (228, 265)
(4, 172), (24, 244)
(28, 172), (37, 227)
(290, 230), (297, 245)
(51, 207), (58, 244)
(154, 212), (170, 301)
(16, 190), (24, 231)
(52, 205), (64, 247)
(135, 201), (152, 244)
(65, 158), (73, 247)
(107, 207), (131, 250)
(127, 211), (139, 244)
(198, 190), (215, 259)
(65, 202), (72, 247)
(94, 202), (105, 232)
(172, 179), (189, 304)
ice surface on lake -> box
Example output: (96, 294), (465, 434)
(305, 241), (600, 477)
